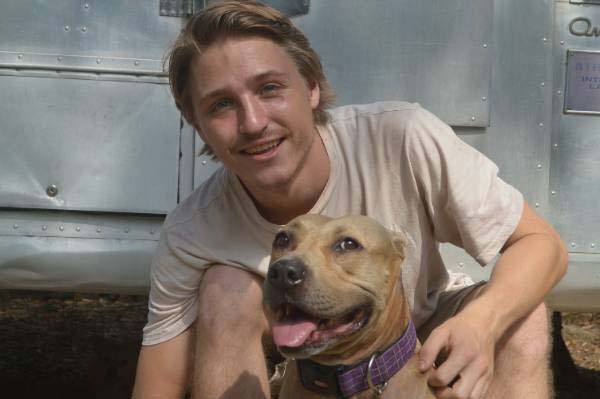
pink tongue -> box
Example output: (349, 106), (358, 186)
(272, 320), (318, 347)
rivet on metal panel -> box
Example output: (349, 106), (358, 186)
(57, 56), (63, 62)
(557, 90), (562, 95)
(570, 242), (576, 248)
(470, 116), (476, 121)
(540, 82), (545, 87)
(481, 97), (487, 102)
(201, 160), (207, 165)
(458, 262), (464, 268)
(17, 54), (23, 60)
(96, 58), (102, 64)
(96, 227), (102, 233)
(543, 37), (547, 42)
(84, 3), (90, 10)
(553, 143), (559, 149)
(59, 226), (65, 231)
(539, 122), (544, 127)
(482, 43), (488, 48)
(46, 185), (58, 197)
(591, 243), (596, 249)
(551, 190), (557, 195)
(535, 202), (540, 208)
(81, 26), (88, 33)
(125, 228), (130, 233)
(150, 229), (156, 235)
(64, 26), (70, 32)
(13, 224), (18, 230)
(134, 60), (140, 66)
(560, 40), (565, 45)
(537, 163), (542, 169)
(42, 225), (48, 231)
(76, 227), (81, 232)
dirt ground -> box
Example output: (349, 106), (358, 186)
(0, 291), (598, 398)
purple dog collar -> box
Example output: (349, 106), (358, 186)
(297, 319), (417, 398)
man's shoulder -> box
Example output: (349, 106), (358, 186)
(325, 101), (444, 148)
(327, 101), (425, 123)
(162, 166), (229, 231)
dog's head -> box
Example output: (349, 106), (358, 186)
(263, 214), (407, 364)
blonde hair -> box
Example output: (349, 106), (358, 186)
(166, 0), (335, 156)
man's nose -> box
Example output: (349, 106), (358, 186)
(238, 96), (268, 136)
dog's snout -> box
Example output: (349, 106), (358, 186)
(267, 258), (306, 289)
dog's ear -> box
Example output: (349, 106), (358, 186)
(388, 229), (406, 259)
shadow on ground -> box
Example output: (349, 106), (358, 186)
(0, 291), (598, 398)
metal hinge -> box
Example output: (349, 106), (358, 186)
(570, 0), (600, 5)
(160, 0), (310, 18)
(262, 0), (310, 17)
(159, 0), (195, 17)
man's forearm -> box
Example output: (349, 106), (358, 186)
(132, 328), (193, 399)
(463, 204), (568, 341)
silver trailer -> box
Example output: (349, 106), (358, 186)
(1, 0), (599, 311)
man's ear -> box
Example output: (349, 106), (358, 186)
(308, 80), (320, 110)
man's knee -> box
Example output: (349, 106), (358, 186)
(497, 303), (551, 368)
(197, 265), (268, 340)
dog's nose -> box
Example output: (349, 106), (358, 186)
(267, 258), (306, 289)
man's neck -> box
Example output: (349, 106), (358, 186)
(243, 129), (330, 225)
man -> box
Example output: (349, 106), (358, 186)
(133, 1), (568, 398)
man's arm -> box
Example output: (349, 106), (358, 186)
(419, 201), (568, 397)
(132, 326), (194, 399)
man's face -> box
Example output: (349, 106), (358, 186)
(189, 36), (321, 193)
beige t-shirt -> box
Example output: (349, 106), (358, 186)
(142, 101), (523, 346)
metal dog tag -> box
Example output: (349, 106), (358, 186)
(297, 359), (341, 395)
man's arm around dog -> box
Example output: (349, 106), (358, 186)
(419, 202), (568, 398)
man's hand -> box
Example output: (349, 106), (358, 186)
(419, 307), (497, 399)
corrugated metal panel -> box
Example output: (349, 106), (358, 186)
(0, 0), (181, 74)
(0, 1), (183, 214)
(293, 0), (493, 127)
(551, 1), (600, 254)
(0, 73), (180, 213)
(0, 210), (163, 293)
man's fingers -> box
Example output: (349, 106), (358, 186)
(419, 328), (449, 372)
(427, 351), (467, 388)
(432, 386), (456, 399)
(449, 364), (480, 399)
(469, 378), (489, 399)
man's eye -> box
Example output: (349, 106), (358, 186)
(335, 237), (362, 252)
(273, 232), (291, 249)
(212, 98), (233, 112)
(261, 84), (279, 95)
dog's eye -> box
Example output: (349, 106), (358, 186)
(273, 232), (291, 249)
(335, 237), (362, 252)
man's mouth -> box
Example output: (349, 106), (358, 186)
(240, 138), (284, 156)
(271, 303), (371, 349)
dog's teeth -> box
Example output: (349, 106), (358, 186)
(276, 309), (284, 320)
(285, 305), (294, 319)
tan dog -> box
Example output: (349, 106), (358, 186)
(264, 214), (435, 399)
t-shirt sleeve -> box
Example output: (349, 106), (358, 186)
(403, 108), (524, 265)
(142, 229), (206, 346)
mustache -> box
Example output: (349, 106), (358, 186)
(235, 128), (286, 150)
